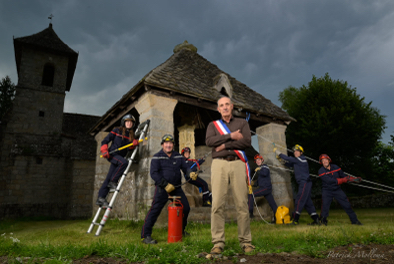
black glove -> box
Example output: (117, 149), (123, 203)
(158, 178), (168, 188)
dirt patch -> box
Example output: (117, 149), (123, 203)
(1, 244), (393, 263)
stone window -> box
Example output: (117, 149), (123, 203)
(41, 63), (55, 87)
(36, 157), (43, 164)
(39, 111), (45, 117)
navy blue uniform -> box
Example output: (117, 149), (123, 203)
(248, 164), (278, 216)
(318, 164), (358, 223)
(185, 158), (212, 203)
(141, 149), (191, 239)
(98, 128), (133, 198)
(279, 154), (318, 219)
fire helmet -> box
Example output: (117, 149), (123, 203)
(121, 114), (136, 127)
(181, 147), (191, 155)
(161, 134), (174, 144)
(319, 154), (331, 164)
(254, 154), (264, 162)
(292, 144), (304, 153)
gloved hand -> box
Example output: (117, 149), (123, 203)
(165, 183), (175, 193)
(337, 177), (349, 185)
(100, 144), (110, 159)
(248, 185), (253, 194)
(189, 171), (198, 181)
(129, 139), (139, 150)
(273, 147), (281, 158)
(348, 176), (362, 183)
(254, 167), (261, 172)
(158, 178), (175, 193)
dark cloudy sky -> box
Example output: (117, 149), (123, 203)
(1, 1), (393, 144)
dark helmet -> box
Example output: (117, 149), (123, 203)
(254, 154), (264, 162)
(319, 154), (331, 164)
(121, 114), (136, 127)
(181, 147), (191, 155)
(161, 134), (174, 144)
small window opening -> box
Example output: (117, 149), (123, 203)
(41, 63), (55, 87)
(36, 157), (43, 164)
(39, 111), (45, 117)
(220, 87), (229, 97)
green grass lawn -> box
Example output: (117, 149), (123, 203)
(1, 208), (394, 263)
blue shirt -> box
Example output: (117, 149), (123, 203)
(255, 164), (272, 189)
(150, 149), (190, 186)
(318, 164), (346, 191)
(279, 154), (311, 184)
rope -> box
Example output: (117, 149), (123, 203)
(251, 130), (394, 192)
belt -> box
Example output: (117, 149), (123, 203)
(214, 156), (239, 161)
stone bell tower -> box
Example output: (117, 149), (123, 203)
(0, 23), (79, 219)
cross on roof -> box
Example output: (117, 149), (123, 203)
(48, 14), (54, 23)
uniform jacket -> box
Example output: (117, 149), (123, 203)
(150, 149), (190, 186)
(184, 158), (205, 171)
(279, 154), (311, 184)
(101, 127), (133, 157)
(318, 164), (346, 191)
(254, 164), (272, 189)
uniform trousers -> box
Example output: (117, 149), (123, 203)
(98, 155), (128, 198)
(321, 188), (358, 223)
(248, 187), (278, 215)
(141, 186), (190, 238)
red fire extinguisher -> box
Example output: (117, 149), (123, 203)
(168, 196), (183, 243)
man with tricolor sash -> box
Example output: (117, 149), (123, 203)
(205, 96), (255, 254)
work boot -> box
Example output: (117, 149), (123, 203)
(210, 245), (223, 254)
(352, 220), (363, 225)
(249, 213), (254, 219)
(182, 231), (190, 237)
(242, 244), (255, 253)
(288, 220), (299, 225)
(107, 181), (117, 193)
(96, 197), (109, 208)
(202, 201), (212, 207)
(142, 236), (157, 244)
(321, 218), (328, 226)
(308, 217), (321, 226)
(271, 216), (277, 224)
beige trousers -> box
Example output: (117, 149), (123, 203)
(211, 159), (252, 248)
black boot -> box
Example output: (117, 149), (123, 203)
(142, 236), (157, 244)
(352, 220), (363, 225)
(308, 215), (321, 226)
(321, 217), (328, 226)
(249, 213), (254, 219)
(183, 231), (191, 237)
(107, 181), (117, 193)
(202, 201), (212, 207)
(96, 197), (109, 208)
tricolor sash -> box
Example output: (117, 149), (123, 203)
(213, 120), (251, 186)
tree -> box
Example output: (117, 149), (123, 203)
(370, 139), (394, 187)
(279, 73), (386, 195)
(0, 76), (16, 122)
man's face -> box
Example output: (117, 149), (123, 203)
(184, 151), (190, 159)
(125, 120), (133, 129)
(322, 158), (330, 168)
(256, 158), (262, 166)
(217, 97), (233, 118)
(294, 150), (301, 157)
(162, 142), (174, 153)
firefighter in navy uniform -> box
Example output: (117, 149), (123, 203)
(181, 147), (213, 207)
(97, 114), (139, 208)
(141, 134), (197, 244)
(274, 144), (320, 225)
(318, 154), (363, 225)
(248, 154), (278, 221)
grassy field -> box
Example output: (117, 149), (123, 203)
(1, 208), (394, 263)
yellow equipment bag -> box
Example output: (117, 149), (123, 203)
(275, 205), (291, 224)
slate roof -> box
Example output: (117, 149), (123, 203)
(140, 42), (294, 122)
(13, 23), (78, 91)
